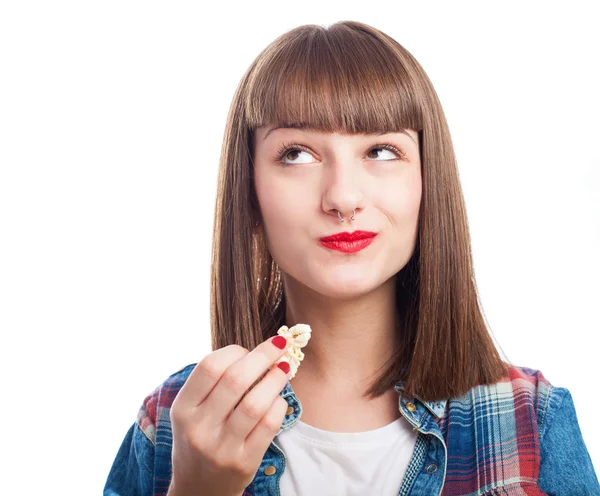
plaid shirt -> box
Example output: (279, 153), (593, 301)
(104, 364), (599, 495)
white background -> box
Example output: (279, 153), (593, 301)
(1, 1), (598, 493)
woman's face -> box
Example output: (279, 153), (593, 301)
(252, 126), (422, 299)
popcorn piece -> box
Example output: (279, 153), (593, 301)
(274, 323), (311, 380)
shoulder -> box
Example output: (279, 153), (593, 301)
(449, 364), (559, 439)
(504, 367), (600, 493)
(136, 363), (198, 445)
(502, 364), (560, 434)
(443, 365), (599, 493)
(502, 363), (557, 435)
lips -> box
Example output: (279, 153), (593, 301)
(318, 230), (378, 254)
(319, 230), (377, 242)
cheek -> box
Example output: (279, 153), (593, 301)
(254, 169), (306, 231)
(253, 171), (313, 271)
(380, 169), (422, 219)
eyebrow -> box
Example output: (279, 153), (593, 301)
(262, 124), (417, 145)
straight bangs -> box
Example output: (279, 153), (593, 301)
(243, 25), (424, 137)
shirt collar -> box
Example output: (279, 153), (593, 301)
(394, 380), (448, 419)
(279, 379), (448, 420)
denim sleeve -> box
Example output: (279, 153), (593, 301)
(104, 422), (155, 496)
(537, 387), (600, 495)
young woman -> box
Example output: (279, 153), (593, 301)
(104, 21), (599, 496)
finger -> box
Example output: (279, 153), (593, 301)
(222, 359), (290, 442)
(174, 345), (249, 412)
(200, 335), (290, 427)
(245, 394), (290, 457)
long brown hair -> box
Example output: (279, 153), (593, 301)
(210, 20), (512, 403)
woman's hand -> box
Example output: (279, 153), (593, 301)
(167, 335), (292, 496)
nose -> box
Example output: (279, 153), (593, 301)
(322, 163), (364, 222)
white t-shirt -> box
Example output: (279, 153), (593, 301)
(273, 415), (418, 496)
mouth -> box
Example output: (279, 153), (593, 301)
(318, 230), (378, 254)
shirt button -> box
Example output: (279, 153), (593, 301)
(264, 465), (277, 476)
(406, 402), (417, 412)
(426, 463), (438, 474)
(286, 405), (295, 416)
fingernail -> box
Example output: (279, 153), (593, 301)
(277, 362), (290, 374)
(272, 336), (287, 349)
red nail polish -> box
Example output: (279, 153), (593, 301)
(272, 336), (287, 349)
(277, 361), (290, 374)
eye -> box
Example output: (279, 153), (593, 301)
(274, 142), (407, 167)
(275, 143), (315, 165)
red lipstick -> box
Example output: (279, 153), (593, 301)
(319, 230), (378, 253)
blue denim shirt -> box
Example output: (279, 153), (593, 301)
(104, 364), (599, 495)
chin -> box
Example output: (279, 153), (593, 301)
(309, 276), (380, 299)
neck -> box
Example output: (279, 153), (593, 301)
(281, 274), (401, 392)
